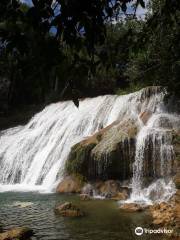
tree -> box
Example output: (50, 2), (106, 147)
(125, 0), (180, 97)
(0, 0), (146, 107)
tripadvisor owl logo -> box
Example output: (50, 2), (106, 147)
(135, 227), (143, 236)
(134, 226), (173, 236)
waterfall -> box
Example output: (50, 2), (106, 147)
(130, 113), (177, 204)
(0, 87), (178, 198)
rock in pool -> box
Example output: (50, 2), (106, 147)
(0, 227), (33, 240)
(54, 202), (85, 217)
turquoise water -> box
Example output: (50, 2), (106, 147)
(0, 192), (163, 240)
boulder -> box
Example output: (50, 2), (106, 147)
(0, 227), (33, 240)
(56, 175), (84, 193)
(54, 202), (85, 217)
(65, 119), (137, 181)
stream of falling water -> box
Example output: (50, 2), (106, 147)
(129, 113), (178, 204)
(0, 87), (179, 202)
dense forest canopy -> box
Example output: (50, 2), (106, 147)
(0, 0), (179, 110)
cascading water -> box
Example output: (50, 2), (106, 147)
(130, 113), (178, 204)
(0, 87), (178, 200)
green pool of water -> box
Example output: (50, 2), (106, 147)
(0, 192), (164, 240)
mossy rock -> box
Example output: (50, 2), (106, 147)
(65, 142), (96, 178)
(65, 119), (137, 181)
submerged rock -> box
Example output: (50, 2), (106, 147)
(119, 203), (147, 212)
(0, 227), (33, 240)
(11, 201), (33, 208)
(54, 202), (85, 217)
(80, 194), (91, 201)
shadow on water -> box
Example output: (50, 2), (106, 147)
(0, 192), (164, 240)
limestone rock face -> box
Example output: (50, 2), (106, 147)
(54, 202), (85, 217)
(56, 175), (84, 193)
(139, 110), (152, 125)
(0, 227), (33, 240)
(65, 119), (137, 181)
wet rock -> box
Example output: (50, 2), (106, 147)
(81, 183), (94, 196)
(150, 202), (174, 226)
(80, 194), (91, 201)
(111, 191), (128, 201)
(65, 119), (137, 181)
(119, 203), (146, 212)
(91, 180), (129, 199)
(149, 192), (180, 229)
(173, 174), (180, 189)
(173, 131), (180, 188)
(54, 202), (85, 217)
(97, 180), (121, 198)
(154, 116), (173, 129)
(56, 175), (84, 193)
(139, 110), (152, 125)
(139, 86), (163, 101)
(11, 201), (33, 208)
(0, 227), (33, 240)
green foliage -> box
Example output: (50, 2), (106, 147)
(116, 82), (145, 95)
(0, 0), (146, 108)
(0, 0), (179, 111)
(125, 0), (180, 97)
